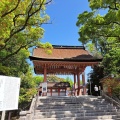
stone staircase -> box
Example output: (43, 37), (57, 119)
(34, 96), (120, 120)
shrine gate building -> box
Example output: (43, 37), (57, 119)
(29, 45), (102, 96)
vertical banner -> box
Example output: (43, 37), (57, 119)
(42, 82), (47, 93)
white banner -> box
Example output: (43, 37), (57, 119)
(42, 82), (47, 93)
(0, 75), (20, 111)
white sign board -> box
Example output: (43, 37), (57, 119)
(0, 75), (20, 111)
(42, 82), (47, 93)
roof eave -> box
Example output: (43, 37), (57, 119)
(29, 56), (103, 62)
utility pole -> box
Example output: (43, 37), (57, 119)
(90, 80), (92, 95)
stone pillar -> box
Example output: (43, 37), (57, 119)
(82, 72), (86, 95)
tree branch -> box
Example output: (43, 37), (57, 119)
(1, 0), (21, 17)
(0, 40), (34, 62)
(45, 0), (52, 5)
(0, 0), (52, 51)
(108, 6), (118, 10)
(94, 32), (120, 40)
(0, 0), (43, 50)
(0, 45), (25, 62)
(108, 0), (119, 10)
(92, 20), (120, 26)
(13, 14), (25, 26)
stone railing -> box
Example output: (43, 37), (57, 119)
(19, 95), (38, 120)
(102, 91), (120, 108)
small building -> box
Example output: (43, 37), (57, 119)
(38, 82), (71, 96)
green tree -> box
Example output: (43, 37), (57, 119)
(63, 76), (74, 89)
(33, 76), (43, 87)
(76, 0), (120, 76)
(0, 0), (52, 74)
(19, 69), (37, 110)
(0, 48), (30, 76)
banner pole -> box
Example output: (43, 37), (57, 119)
(1, 111), (6, 120)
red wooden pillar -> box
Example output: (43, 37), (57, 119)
(77, 73), (81, 96)
(44, 65), (47, 82)
(74, 74), (77, 96)
(74, 74), (76, 89)
(82, 72), (86, 95)
(43, 65), (47, 96)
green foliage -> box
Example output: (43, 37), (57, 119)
(102, 47), (120, 75)
(47, 75), (65, 82)
(102, 75), (120, 97)
(113, 84), (120, 97)
(46, 75), (74, 89)
(86, 43), (102, 58)
(0, 48), (30, 76)
(76, 0), (120, 76)
(0, 0), (51, 67)
(33, 76), (43, 87)
(63, 76), (74, 89)
(39, 42), (53, 55)
(19, 69), (37, 109)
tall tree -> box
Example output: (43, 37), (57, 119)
(76, 0), (120, 76)
(0, 0), (53, 113)
(0, 0), (52, 74)
(19, 69), (37, 109)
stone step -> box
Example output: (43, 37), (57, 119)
(35, 111), (117, 115)
(38, 99), (104, 102)
(37, 104), (115, 108)
(36, 107), (117, 111)
(34, 115), (117, 119)
(38, 101), (108, 105)
(34, 112), (118, 118)
(34, 118), (118, 120)
(38, 101), (109, 105)
(35, 96), (120, 120)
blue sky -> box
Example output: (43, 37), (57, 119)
(41, 0), (91, 45)
(39, 0), (92, 82)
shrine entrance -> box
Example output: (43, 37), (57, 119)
(30, 45), (102, 96)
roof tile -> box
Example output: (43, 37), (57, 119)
(33, 46), (93, 60)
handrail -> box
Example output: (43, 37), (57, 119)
(111, 95), (120, 103)
(19, 94), (39, 120)
(102, 91), (120, 108)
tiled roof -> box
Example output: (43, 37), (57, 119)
(32, 45), (95, 60)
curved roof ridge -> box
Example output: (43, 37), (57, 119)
(52, 45), (85, 49)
